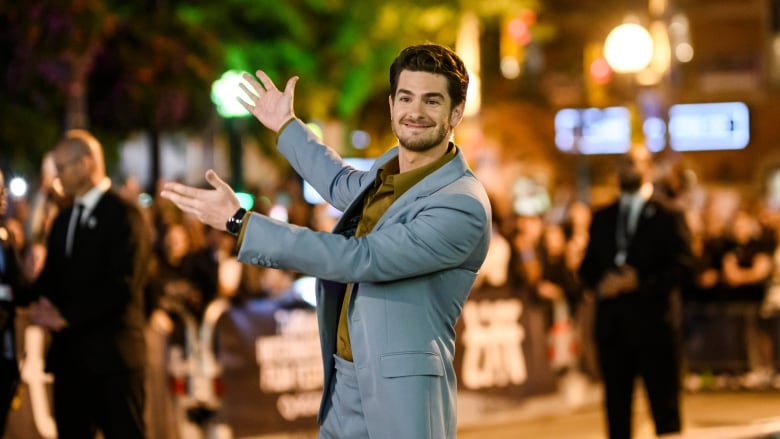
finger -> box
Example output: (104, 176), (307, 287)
(204, 169), (233, 192)
(238, 82), (259, 103)
(284, 76), (299, 98)
(242, 72), (267, 96)
(161, 181), (207, 199)
(255, 70), (279, 93)
(237, 96), (254, 114)
(159, 190), (200, 213)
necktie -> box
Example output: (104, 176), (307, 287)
(66, 203), (83, 256)
(615, 201), (631, 266)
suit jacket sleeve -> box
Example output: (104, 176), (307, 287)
(578, 200), (694, 298)
(277, 119), (373, 212)
(36, 196), (150, 329)
(633, 203), (694, 298)
(34, 211), (69, 302)
(237, 189), (488, 283)
(237, 119), (489, 282)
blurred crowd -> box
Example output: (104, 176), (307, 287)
(475, 171), (780, 393)
(4, 154), (319, 321)
(2, 148), (780, 415)
(2, 153), (320, 438)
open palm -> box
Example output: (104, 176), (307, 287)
(160, 169), (240, 231)
(239, 70), (299, 133)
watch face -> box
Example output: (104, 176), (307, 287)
(227, 208), (246, 235)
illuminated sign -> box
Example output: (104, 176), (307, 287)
(668, 101), (749, 151)
(555, 101), (750, 154)
(554, 107), (632, 155)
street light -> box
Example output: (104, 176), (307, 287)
(211, 70), (252, 192)
(604, 21), (654, 74)
(603, 15), (668, 151)
(211, 70), (252, 119)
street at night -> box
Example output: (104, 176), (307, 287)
(458, 388), (780, 439)
(3, 1), (780, 439)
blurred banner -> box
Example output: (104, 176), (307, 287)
(455, 285), (557, 398)
(5, 291), (562, 438)
(214, 299), (321, 437)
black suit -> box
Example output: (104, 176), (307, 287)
(35, 190), (151, 439)
(0, 223), (29, 435)
(579, 196), (693, 439)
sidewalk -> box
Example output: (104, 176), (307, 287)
(458, 371), (780, 439)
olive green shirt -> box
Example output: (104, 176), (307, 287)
(336, 145), (456, 361)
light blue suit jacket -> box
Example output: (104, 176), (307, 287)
(237, 119), (491, 438)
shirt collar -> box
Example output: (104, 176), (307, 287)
(381, 143), (457, 197)
(75, 177), (111, 213)
(621, 182), (653, 205)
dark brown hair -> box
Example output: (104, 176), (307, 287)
(389, 43), (469, 108)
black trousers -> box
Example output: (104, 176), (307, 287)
(596, 323), (682, 439)
(52, 367), (145, 439)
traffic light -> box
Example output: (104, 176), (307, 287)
(584, 42), (612, 107)
(500, 9), (537, 79)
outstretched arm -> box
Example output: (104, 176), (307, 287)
(162, 71), (298, 229)
(160, 170), (241, 232)
(238, 70), (299, 133)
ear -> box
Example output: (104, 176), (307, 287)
(450, 103), (465, 127)
(80, 154), (94, 170)
(388, 94), (394, 114)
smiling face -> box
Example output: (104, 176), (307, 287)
(389, 70), (464, 154)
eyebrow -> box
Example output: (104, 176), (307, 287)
(397, 89), (446, 100)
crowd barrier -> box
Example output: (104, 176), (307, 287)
(683, 300), (780, 375)
(5, 286), (779, 438)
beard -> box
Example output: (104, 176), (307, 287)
(392, 118), (450, 152)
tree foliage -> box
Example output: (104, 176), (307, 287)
(0, 0), (222, 174)
(0, 0), (113, 173)
(0, 0), (544, 175)
(87, 1), (222, 138)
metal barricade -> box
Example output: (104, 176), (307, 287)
(160, 296), (232, 439)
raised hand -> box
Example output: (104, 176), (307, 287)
(238, 70), (299, 133)
(160, 169), (241, 232)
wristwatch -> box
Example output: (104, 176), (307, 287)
(225, 207), (247, 236)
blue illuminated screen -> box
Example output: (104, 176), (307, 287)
(668, 101), (749, 151)
(554, 107), (632, 154)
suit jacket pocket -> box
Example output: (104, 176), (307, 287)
(380, 351), (444, 378)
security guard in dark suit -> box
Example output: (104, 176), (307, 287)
(31, 131), (151, 439)
(579, 145), (694, 439)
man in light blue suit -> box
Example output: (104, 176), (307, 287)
(162, 44), (491, 439)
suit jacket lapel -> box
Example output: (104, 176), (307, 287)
(331, 148), (394, 236)
(72, 192), (108, 258)
(373, 146), (467, 232)
(329, 144), (468, 235)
